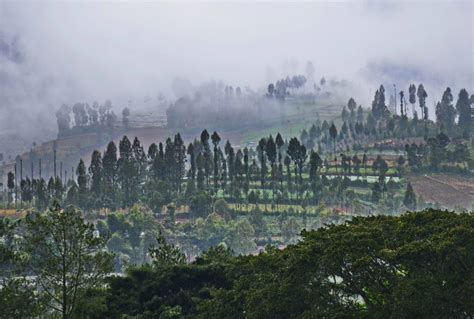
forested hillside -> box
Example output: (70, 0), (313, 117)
(2, 209), (472, 318)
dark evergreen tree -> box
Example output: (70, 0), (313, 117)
(265, 136), (277, 168)
(409, 84), (417, 116)
(257, 138), (267, 187)
(456, 88), (471, 134)
(347, 98), (357, 122)
(371, 86), (386, 119)
(287, 137), (307, 187)
(200, 130), (212, 188)
(7, 171), (14, 207)
(427, 133), (450, 170)
(76, 159), (89, 208)
(417, 84), (428, 120)
(275, 133), (285, 183)
(196, 153), (205, 189)
(20, 178), (33, 203)
(152, 143), (166, 181)
(103, 141), (118, 207)
(225, 140), (235, 183)
(147, 143), (158, 161)
(403, 182), (417, 210)
(309, 151), (322, 181)
(329, 123), (338, 151)
(118, 136), (136, 207)
(36, 178), (48, 210)
(436, 88), (456, 132)
(173, 133), (186, 192)
(211, 131), (221, 192)
(132, 137), (147, 183)
(89, 150), (103, 206)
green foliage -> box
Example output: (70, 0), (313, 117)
(0, 218), (45, 317)
(21, 202), (113, 318)
(99, 210), (474, 318)
(149, 232), (186, 268)
(213, 198), (230, 220)
(190, 191), (212, 219)
(224, 218), (256, 255)
(248, 207), (267, 237)
(280, 217), (301, 244)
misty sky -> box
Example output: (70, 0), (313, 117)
(0, 0), (473, 138)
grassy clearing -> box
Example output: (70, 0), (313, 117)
(241, 102), (342, 144)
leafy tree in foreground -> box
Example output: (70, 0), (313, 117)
(99, 210), (474, 318)
(22, 202), (113, 319)
(1, 218), (44, 317)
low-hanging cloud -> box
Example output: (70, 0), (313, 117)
(0, 1), (472, 145)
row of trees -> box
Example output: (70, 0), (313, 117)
(9, 129), (406, 213)
(56, 101), (131, 137)
(267, 74), (307, 100)
(9, 119), (471, 216)
(370, 84), (472, 136)
(435, 87), (473, 135)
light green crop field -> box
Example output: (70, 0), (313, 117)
(241, 102), (344, 144)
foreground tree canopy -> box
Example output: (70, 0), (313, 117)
(100, 209), (474, 318)
(0, 203), (113, 319)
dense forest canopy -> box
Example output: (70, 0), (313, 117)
(2, 208), (473, 318)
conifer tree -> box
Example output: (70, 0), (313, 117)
(403, 182), (417, 210)
(417, 84), (428, 120)
(409, 84), (417, 116)
(103, 141), (118, 205)
(456, 88), (471, 134)
(173, 133), (186, 192)
(118, 136), (136, 207)
(89, 150), (103, 203)
(7, 171), (14, 207)
(211, 131), (221, 192)
(76, 159), (88, 209)
(257, 138), (267, 187)
(147, 143), (158, 161)
(329, 123), (338, 151)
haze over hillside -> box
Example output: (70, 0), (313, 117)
(0, 1), (472, 150)
(1, 2), (474, 318)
